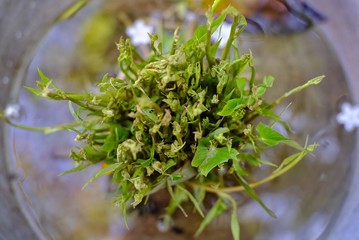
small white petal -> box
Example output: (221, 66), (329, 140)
(341, 102), (351, 112)
(336, 102), (359, 132)
(126, 20), (154, 46)
(4, 103), (21, 118)
(336, 113), (346, 124)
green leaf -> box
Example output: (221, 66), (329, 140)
(274, 152), (303, 174)
(59, 162), (92, 176)
(274, 144), (317, 174)
(236, 77), (247, 94)
(220, 193), (240, 240)
(256, 123), (288, 146)
(218, 98), (245, 116)
(194, 25), (207, 41)
(177, 185), (204, 217)
(82, 163), (121, 189)
(149, 33), (161, 55)
(260, 109), (292, 132)
(24, 86), (42, 96)
(101, 133), (116, 152)
(149, 164), (197, 195)
(54, 0), (89, 23)
(239, 15), (247, 25)
(137, 158), (154, 167)
(211, 12), (227, 32)
(114, 125), (129, 143)
(141, 108), (158, 122)
(37, 68), (51, 84)
(238, 149), (282, 169)
(238, 153), (260, 166)
(192, 138), (239, 176)
(257, 158), (278, 168)
(273, 75), (324, 106)
(185, 25), (207, 48)
(211, 0), (222, 12)
(263, 75), (274, 87)
(222, 88), (235, 102)
(193, 186), (206, 209)
(166, 184), (188, 217)
(232, 159), (248, 176)
(229, 54), (251, 76)
(208, 127), (230, 138)
(121, 199), (129, 229)
(256, 86), (267, 96)
(171, 173), (183, 181)
(231, 202), (240, 240)
(216, 192), (241, 240)
(209, 38), (221, 58)
(255, 121), (303, 150)
(307, 75), (324, 85)
(192, 138), (211, 168)
(199, 147), (239, 176)
(236, 175), (277, 218)
(68, 101), (82, 122)
(195, 198), (228, 237)
(164, 159), (176, 172)
(280, 140), (304, 151)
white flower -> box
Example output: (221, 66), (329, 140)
(211, 22), (232, 49)
(4, 103), (21, 118)
(336, 102), (359, 131)
(126, 20), (154, 46)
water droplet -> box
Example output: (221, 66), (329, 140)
(4, 103), (21, 119)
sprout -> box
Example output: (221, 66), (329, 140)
(0, 2), (323, 239)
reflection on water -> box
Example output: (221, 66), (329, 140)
(8, 1), (355, 239)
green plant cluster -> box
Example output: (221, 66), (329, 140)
(0, 1), (323, 239)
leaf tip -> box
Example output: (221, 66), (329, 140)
(309, 75), (325, 85)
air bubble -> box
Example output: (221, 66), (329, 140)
(4, 103), (21, 119)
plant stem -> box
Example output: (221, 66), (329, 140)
(221, 15), (239, 61)
(0, 112), (81, 134)
(188, 148), (311, 194)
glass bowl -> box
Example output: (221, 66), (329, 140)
(0, 1), (357, 239)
